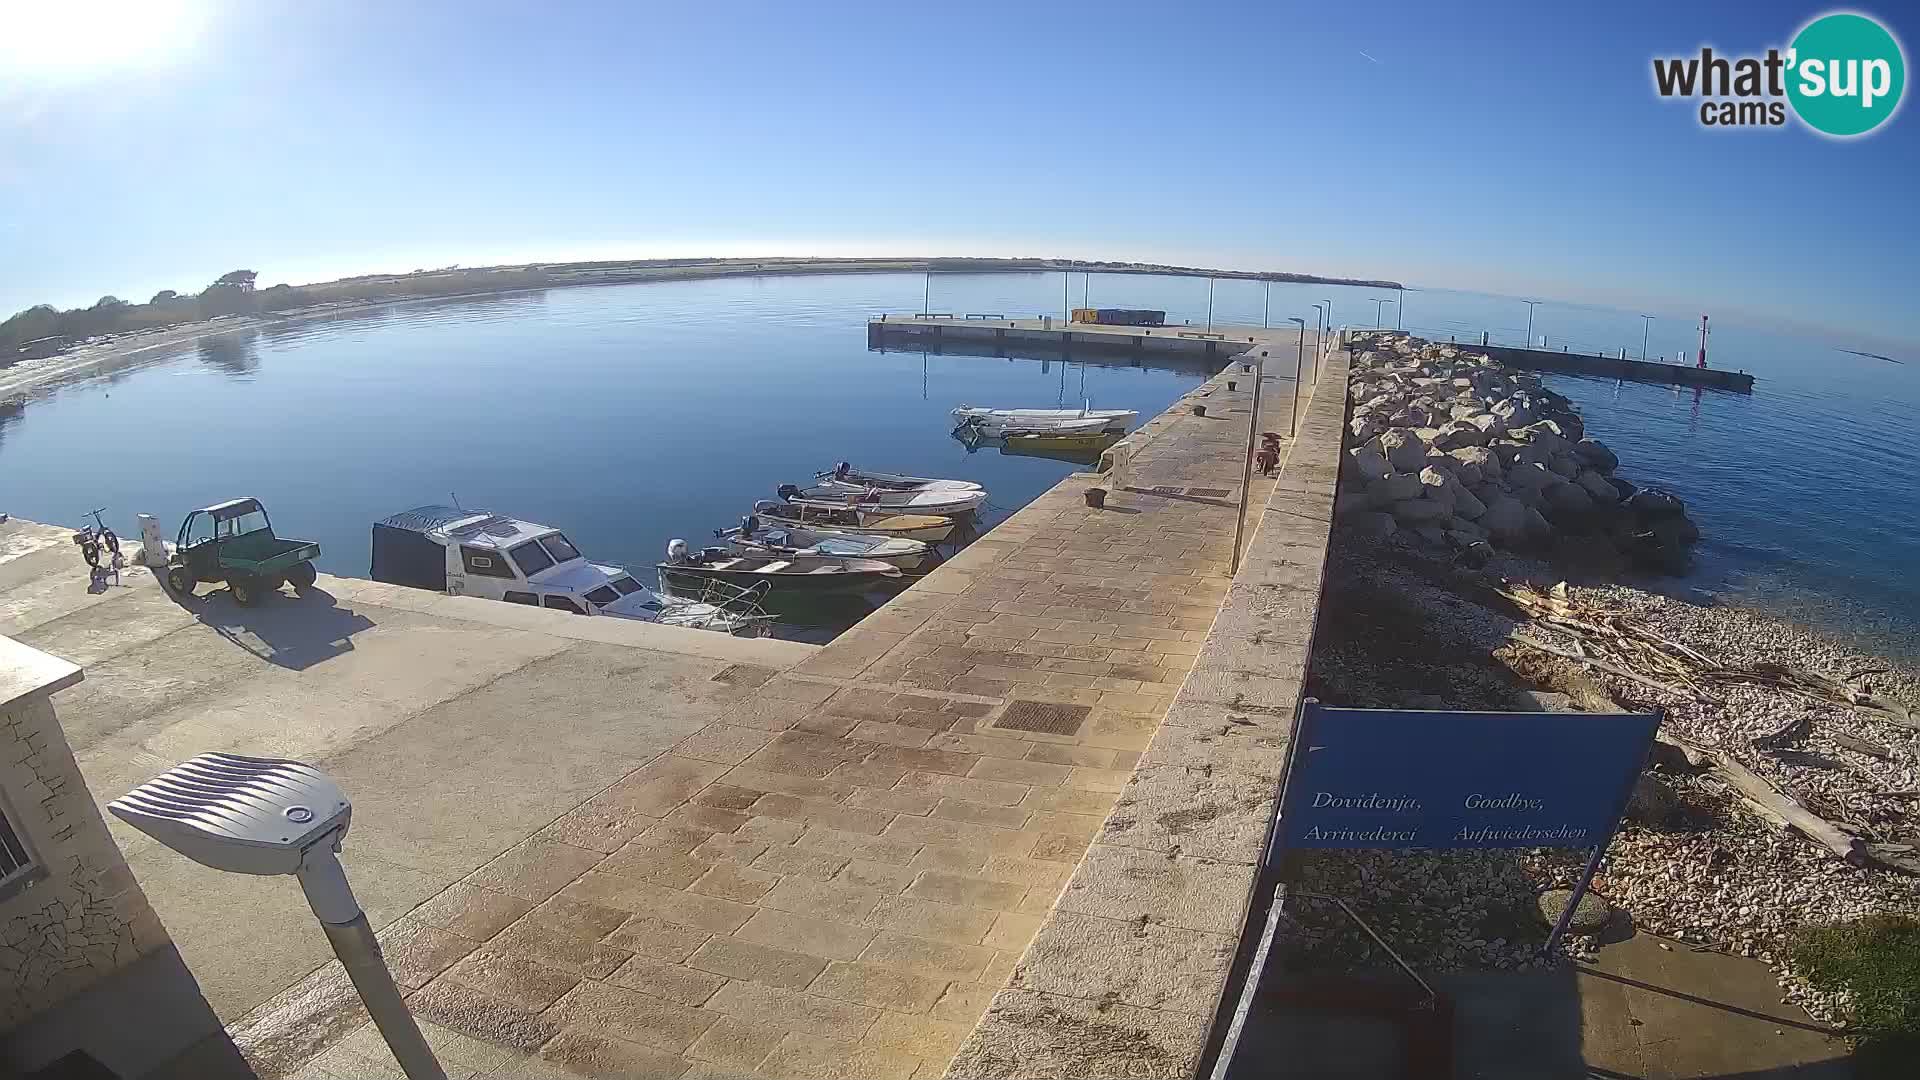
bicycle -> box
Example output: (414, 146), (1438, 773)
(74, 507), (124, 579)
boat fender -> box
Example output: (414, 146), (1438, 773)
(777, 484), (801, 501)
(667, 538), (689, 563)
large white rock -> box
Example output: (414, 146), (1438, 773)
(1348, 445), (1391, 480)
(1546, 481), (1595, 514)
(1370, 471), (1424, 503)
(1432, 420), (1489, 451)
(1391, 498), (1449, 525)
(1576, 470), (1619, 502)
(1480, 496), (1530, 542)
(1574, 438), (1619, 472)
(1448, 445), (1500, 479)
(1452, 486), (1487, 521)
(1507, 462), (1558, 490)
(1381, 429), (1429, 473)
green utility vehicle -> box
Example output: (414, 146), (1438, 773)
(164, 498), (322, 606)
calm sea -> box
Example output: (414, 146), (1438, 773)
(2, 273), (1915, 657)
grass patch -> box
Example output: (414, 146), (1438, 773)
(1789, 914), (1920, 1073)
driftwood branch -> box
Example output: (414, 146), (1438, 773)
(1510, 632), (1709, 701)
(1663, 733), (1869, 866)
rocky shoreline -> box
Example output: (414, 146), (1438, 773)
(1336, 332), (1703, 575)
(1303, 334), (1919, 1032)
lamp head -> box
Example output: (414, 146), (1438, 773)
(109, 753), (351, 877)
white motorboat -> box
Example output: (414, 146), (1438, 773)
(749, 500), (957, 543)
(951, 404), (1138, 435)
(816, 462), (982, 493)
(780, 482), (987, 517)
(660, 540), (902, 592)
(719, 516), (931, 569)
(370, 505), (771, 635)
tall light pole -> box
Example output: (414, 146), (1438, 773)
(923, 272), (930, 315)
(1311, 302), (1327, 342)
(1084, 273), (1091, 310)
(1206, 277), (1216, 332)
(1287, 317), (1306, 436)
(1322, 299), (1333, 332)
(1397, 285), (1405, 329)
(1523, 300), (1541, 347)
(1062, 271), (1069, 322)
(1640, 314), (1654, 360)
(1262, 280), (1271, 329)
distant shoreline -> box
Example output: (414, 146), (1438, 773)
(1, 256), (1401, 399)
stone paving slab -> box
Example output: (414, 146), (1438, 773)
(229, 340), (1333, 1079)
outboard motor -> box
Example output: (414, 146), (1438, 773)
(666, 538), (689, 564)
(834, 461), (851, 480)
(741, 515), (759, 535)
(777, 484), (801, 501)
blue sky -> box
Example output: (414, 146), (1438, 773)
(2, 0), (1916, 346)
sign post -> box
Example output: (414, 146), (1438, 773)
(1276, 702), (1660, 955)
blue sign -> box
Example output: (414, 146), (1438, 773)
(1279, 704), (1660, 849)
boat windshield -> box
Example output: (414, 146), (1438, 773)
(508, 540), (555, 576)
(540, 532), (582, 563)
(610, 575), (643, 595)
(586, 585), (619, 606)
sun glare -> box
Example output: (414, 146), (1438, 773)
(0, 0), (205, 81)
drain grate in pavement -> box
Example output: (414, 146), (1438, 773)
(1150, 485), (1185, 496)
(710, 663), (776, 688)
(993, 700), (1091, 736)
(1187, 487), (1232, 498)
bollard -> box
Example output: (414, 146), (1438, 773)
(1194, 403), (1207, 417)
(137, 514), (168, 567)
(1084, 488), (1107, 509)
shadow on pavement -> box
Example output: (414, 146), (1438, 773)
(164, 580), (375, 672)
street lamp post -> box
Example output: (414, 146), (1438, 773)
(1206, 277), (1216, 332)
(1287, 317), (1306, 437)
(1263, 280), (1271, 329)
(1322, 299), (1334, 343)
(1062, 271), (1069, 323)
(923, 272), (930, 315)
(1397, 285), (1404, 329)
(1640, 314), (1654, 360)
(1311, 302), (1327, 342)
(1523, 300), (1541, 347)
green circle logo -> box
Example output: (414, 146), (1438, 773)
(1788, 12), (1906, 136)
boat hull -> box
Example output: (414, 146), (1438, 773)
(659, 562), (900, 593)
(951, 407), (1136, 435)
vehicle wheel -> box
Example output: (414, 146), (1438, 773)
(230, 576), (260, 607)
(288, 561), (318, 591)
(166, 566), (196, 595)
(81, 540), (101, 569)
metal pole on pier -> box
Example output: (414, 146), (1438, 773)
(1288, 317), (1305, 437)
(1207, 277), (1216, 332)
(1230, 349), (1267, 577)
(1263, 280), (1271, 329)
(1640, 315), (1654, 360)
(1397, 286), (1404, 329)
(924, 272), (930, 315)
(1084, 274), (1091, 310)
(1062, 271), (1069, 322)
(1523, 300), (1540, 347)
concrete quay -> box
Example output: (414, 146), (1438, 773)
(1, 326), (1347, 1080)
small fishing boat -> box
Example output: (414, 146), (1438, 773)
(816, 462), (982, 493)
(750, 500), (956, 543)
(951, 405), (1138, 435)
(659, 539), (902, 592)
(999, 429), (1123, 465)
(719, 516), (931, 569)
(780, 482), (987, 517)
